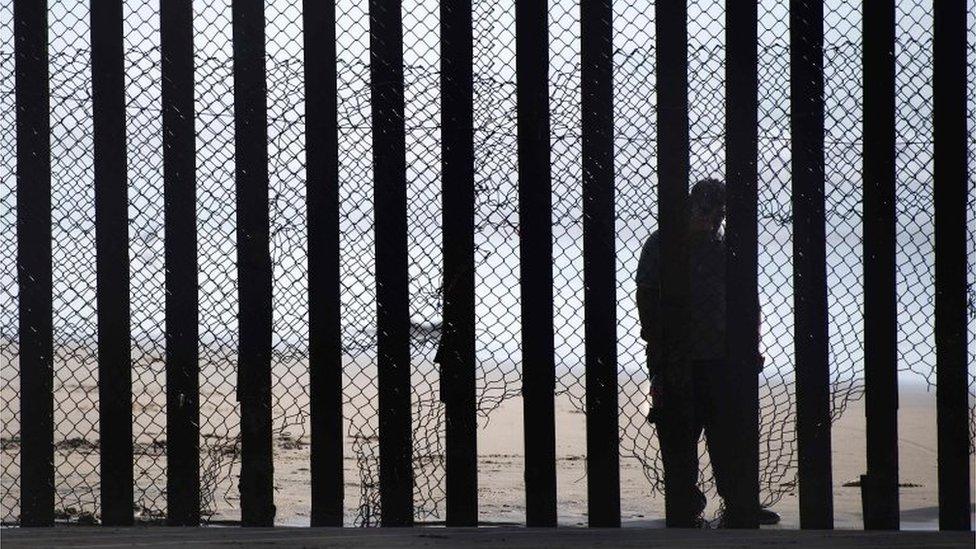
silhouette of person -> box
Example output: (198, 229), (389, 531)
(635, 178), (779, 527)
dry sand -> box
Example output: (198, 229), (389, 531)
(269, 378), (973, 529)
(1, 354), (973, 530)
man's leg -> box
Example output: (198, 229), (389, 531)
(700, 366), (756, 526)
(657, 390), (705, 526)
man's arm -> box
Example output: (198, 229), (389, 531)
(635, 233), (662, 375)
(638, 286), (663, 371)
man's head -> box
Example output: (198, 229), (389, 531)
(689, 178), (726, 235)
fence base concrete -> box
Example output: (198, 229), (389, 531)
(2, 527), (974, 549)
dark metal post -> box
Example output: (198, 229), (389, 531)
(581, 0), (620, 528)
(15, 0), (54, 528)
(91, 0), (133, 526)
(655, 0), (696, 529)
(161, 0), (200, 527)
(790, 0), (834, 530)
(516, 0), (557, 527)
(932, 0), (971, 532)
(725, 0), (760, 530)
(860, 0), (899, 530)
(232, 0), (275, 526)
(305, 0), (344, 527)
(440, 0), (479, 527)
(369, 0), (413, 526)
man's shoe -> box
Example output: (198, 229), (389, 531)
(756, 507), (781, 525)
(718, 507), (781, 527)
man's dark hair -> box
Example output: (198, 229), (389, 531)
(689, 178), (726, 213)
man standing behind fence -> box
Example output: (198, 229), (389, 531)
(636, 178), (779, 527)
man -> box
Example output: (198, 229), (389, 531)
(635, 178), (779, 527)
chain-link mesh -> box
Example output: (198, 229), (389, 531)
(1, 0), (974, 527)
(125, 0), (166, 522)
(969, 1), (976, 447)
(0, 0), (17, 524)
(47, 0), (100, 523)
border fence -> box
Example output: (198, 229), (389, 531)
(1, 0), (974, 530)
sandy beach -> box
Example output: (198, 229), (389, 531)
(266, 379), (972, 529)
(1, 352), (973, 530)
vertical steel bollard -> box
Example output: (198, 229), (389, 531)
(305, 0), (344, 528)
(161, 0), (201, 527)
(932, 0), (972, 533)
(655, 0), (696, 529)
(369, 0), (414, 526)
(790, 0), (834, 530)
(440, 0), (479, 527)
(725, 0), (761, 530)
(15, 0), (55, 528)
(91, 0), (133, 526)
(581, 0), (621, 528)
(233, 0), (276, 526)
(861, 0), (899, 530)
(516, 0), (558, 528)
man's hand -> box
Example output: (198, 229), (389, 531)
(645, 345), (664, 424)
(647, 374), (664, 424)
(645, 345), (663, 378)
